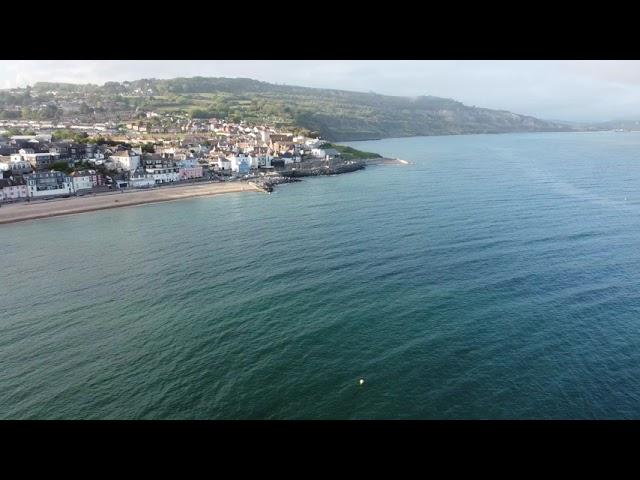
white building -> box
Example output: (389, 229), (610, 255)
(216, 158), (232, 172)
(145, 167), (179, 184)
(109, 150), (140, 171)
(70, 174), (93, 192)
(24, 171), (74, 198)
(70, 170), (103, 189)
(228, 154), (251, 173)
(311, 148), (340, 161)
(249, 154), (272, 169)
(11, 151), (59, 170)
(129, 171), (156, 189)
(0, 179), (28, 202)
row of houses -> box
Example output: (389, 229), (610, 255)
(0, 115), (342, 203)
(0, 120), (119, 134)
(0, 170), (105, 202)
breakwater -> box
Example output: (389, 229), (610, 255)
(250, 177), (302, 193)
(281, 160), (366, 178)
(252, 158), (407, 193)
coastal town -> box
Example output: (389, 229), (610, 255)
(0, 113), (397, 223)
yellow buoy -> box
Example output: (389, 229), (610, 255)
(359, 378), (364, 385)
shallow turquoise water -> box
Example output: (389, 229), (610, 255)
(3, 131), (640, 419)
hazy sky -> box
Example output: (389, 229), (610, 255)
(2, 60), (640, 122)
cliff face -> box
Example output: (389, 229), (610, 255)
(292, 98), (570, 141)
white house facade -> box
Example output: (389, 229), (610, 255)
(109, 150), (140, 171)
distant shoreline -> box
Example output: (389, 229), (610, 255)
(0, 181), (261, 225)
(337, 129), (612, 143)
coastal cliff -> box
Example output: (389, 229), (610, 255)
(1, 77), (582, 142)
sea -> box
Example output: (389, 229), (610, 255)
(3, 131), (640, 419)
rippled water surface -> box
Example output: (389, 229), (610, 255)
(3, 132), (640, 419)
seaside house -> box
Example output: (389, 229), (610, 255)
(0, 178), (28, 202)
(213, 156), (232, 173)
(129, 169), (156, 189)
(109, 150), (141, 171)
(228, 154), (251, 174)
(254, 153), (272, 169)
(145, 166), (179, 184)
(24, 171), (75, 199)
(70, 172), (93, 192)
(311, 148), (341, 161)
(70, 170), (103, 192)
(177, 158), (203, 180)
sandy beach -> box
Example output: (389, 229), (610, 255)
(0, 181), (262, 225)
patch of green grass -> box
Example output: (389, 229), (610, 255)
(327, 143), (382, 160)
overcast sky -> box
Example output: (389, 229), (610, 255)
(2, 60), (640, 122)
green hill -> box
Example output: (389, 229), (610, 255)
(0, 77), (576, 141)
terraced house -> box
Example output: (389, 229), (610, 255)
(0, 178), (28, 202)
(24, 171), (74, 199)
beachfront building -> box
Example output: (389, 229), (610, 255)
(109, 150), (140, 171)
(213, 157), (232, 173)
(24, 171), (74, 198)
(145, 166), (179, 184)
(228, 154), (251, 174)
(177, 158), (203, 180)
(254, 154), (272, 169)
(0, 178), (28, 202)
(69, 170), (103, 192)
(70, 174), (93, 192)
(129, 169), (156, 189)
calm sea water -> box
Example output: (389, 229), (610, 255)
(3, 131), (640, 419)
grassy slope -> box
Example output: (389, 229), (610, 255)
(0, 78), (574, 142)
(324, 144), (382, 160)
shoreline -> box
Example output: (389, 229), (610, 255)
(336, 130), (609, 143)
(0, 181), (262, 226)
(0, 158), (408, 226)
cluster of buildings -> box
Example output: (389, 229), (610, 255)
(0, 116), (343, 204)
(0, 120), (119, 135)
